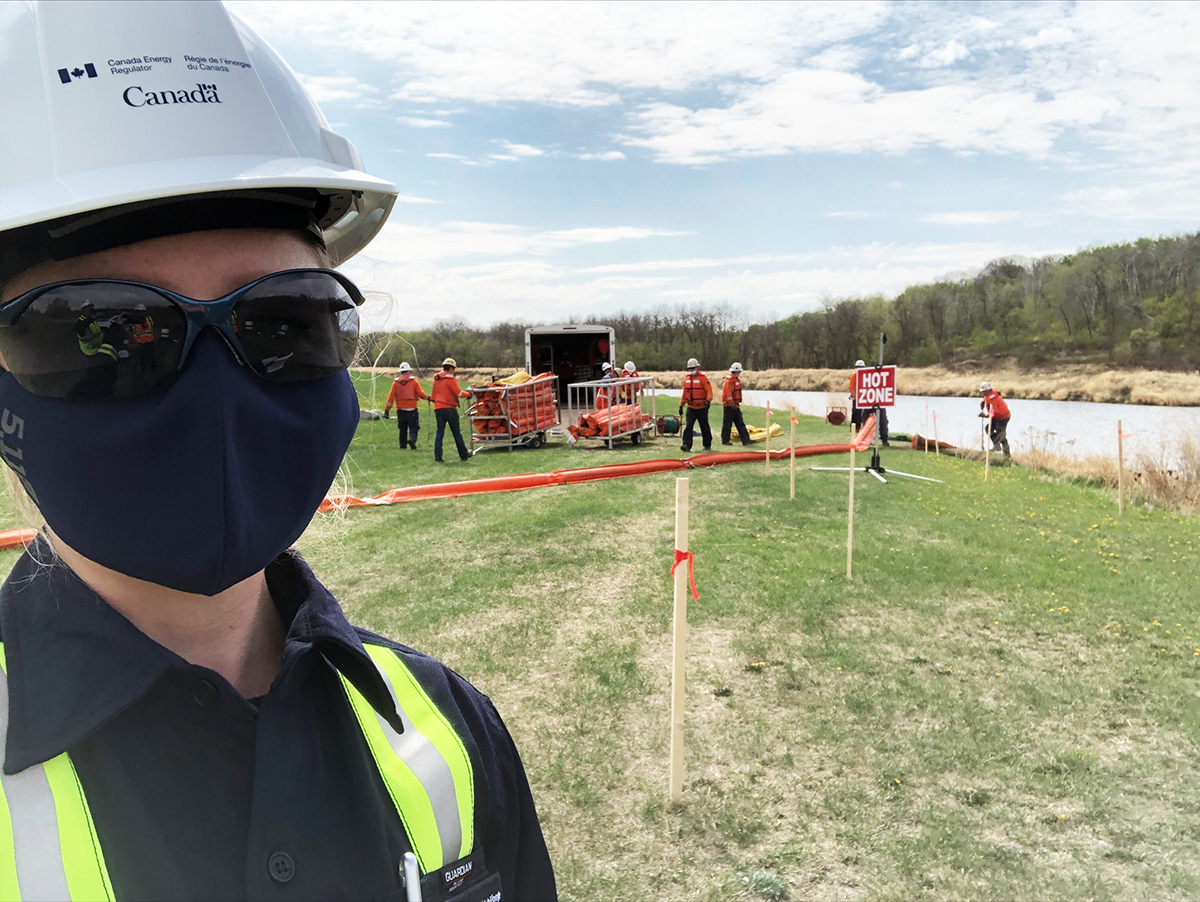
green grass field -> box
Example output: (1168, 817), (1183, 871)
(4, 375), (1199, 900)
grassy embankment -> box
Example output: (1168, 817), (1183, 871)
(3, 374), (1200, 900)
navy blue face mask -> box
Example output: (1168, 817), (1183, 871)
(0, 333), (359, 595)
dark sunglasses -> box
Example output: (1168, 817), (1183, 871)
(0, 269), (363, 399)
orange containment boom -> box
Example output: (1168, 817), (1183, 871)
(321, 420), (876, 512)
(0, 528), (40, 551)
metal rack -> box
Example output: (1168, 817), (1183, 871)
(565, 376), (657, 449)
(467, 375), (560, 453)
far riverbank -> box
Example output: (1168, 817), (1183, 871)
(643, 364), (1200, 407)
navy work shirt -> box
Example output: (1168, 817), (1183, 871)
(0, 543), (556, 901)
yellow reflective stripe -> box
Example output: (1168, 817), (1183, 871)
(0, 643), (112, 902)
(339, 673), (444, 873)
(0, 777), (22, 902)
(0, 647), (16, 902)
(364, 646), (475, 861)
(43, 757), (112, 902)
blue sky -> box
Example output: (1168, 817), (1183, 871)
(231, 0), (1200, 330)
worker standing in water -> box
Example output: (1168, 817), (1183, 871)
(432, 358), (472, 461)
(979, 381), (1012, 457)
(383, 362), (429, 449)
(678, 357), (713, 452)
(721, 362), (752, 446)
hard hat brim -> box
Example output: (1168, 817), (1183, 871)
(0, 155), (398, 266)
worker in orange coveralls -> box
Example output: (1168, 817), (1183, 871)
(678, 356), (713, 453)
(978, 381), (1011, 457)
(721, 362), (752, 446)
(432, 357), (472, 462)
(383, 362), (429, 450)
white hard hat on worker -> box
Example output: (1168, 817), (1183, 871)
(0, 0), (397, 281)
(686, 357), (700, 370)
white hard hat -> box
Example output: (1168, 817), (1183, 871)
(854, 359), (866, 367)
(979, 381), (992, 392)
(0, 0), (398, 280)
(601, 362), (612, 371)
(686, 357), (700, 369)
(623, 361), (636, 372)
(730, 362), (743, 373)
(398, 362), (411, 373)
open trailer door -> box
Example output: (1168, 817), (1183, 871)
(525, 324), (616, 405)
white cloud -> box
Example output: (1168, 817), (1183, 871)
(918, 39), (970, 69)
(242, 1), (1200, 179)
(495, 140), (545, 158)
(344, 232), (1063, 329)
(920, 211), (1020, 225)
(426, 152), (466, 160)
(394, 194), (441, 205)
(294, 73), (378, 105)
(233, 1), (892, 107)
(397, 116), (451, 128)
(823, 211), (873, 219)
(577, 150), (626, 161)
(356, 220), (686, 264)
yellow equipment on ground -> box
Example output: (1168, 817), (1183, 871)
(746, 423), (784, 443)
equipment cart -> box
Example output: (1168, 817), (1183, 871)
(565, 376), (657, 449)
(468, 373), (560, 452)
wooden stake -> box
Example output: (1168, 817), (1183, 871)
(933, 412), (940, 456)
(789, 416), (796, 500)
(846, 448), (856, 580)
(1118, 419), (1125, 517)
(764, 407), (771, 474)
(984, 414), (992, 481)
(669, 477), (689, 803)
(925, 403), (930, 454)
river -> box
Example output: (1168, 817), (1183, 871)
(657, 388), (1200, 464)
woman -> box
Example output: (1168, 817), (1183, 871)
(0, 2), (554, 899)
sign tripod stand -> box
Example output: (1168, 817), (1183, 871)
(811, 333), (943, 485)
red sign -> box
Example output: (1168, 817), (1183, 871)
(855, 365), (897, 407)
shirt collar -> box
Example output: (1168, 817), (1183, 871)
(0, 541), (397, 774)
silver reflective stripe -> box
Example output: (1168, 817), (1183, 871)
(370, 658), (463, 867)
(0, 659), (71, 901)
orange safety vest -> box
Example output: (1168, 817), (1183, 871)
(981, 390), (1011, 420)
(432, 371), (468, 409)
(681, 371), (712, 409)
(722, 375), (743, 406)
(386, 376), (430, 411)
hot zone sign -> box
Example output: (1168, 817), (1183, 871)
(855, 365), (897, 407)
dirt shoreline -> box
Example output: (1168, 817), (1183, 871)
(353, 365), (1200, 407)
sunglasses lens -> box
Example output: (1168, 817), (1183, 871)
(0, 284), (186, 399)
(233, 272), (360, 381)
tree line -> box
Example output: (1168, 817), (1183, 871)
(361, 231), (1200, 372)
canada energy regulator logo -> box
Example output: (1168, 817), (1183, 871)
(123, 83), (222, 107)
